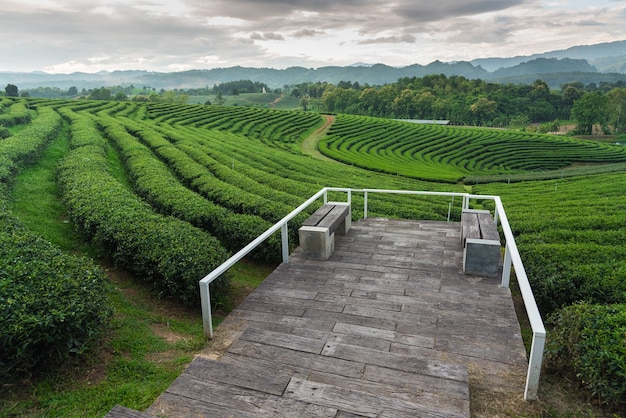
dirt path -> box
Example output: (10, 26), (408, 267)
(301, 114), (336, 162)
(270, 94), (284, 109)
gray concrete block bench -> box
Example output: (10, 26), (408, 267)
(460, 209), (501, 277)
(298, 202), (351, 260)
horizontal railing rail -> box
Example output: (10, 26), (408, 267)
(198, 187), (545, 401)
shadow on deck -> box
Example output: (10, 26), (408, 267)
(109, 218), (529, 417)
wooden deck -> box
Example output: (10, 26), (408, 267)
(111, 218), (529, 417)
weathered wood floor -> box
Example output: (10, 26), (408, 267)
(110, 218), (529, 417)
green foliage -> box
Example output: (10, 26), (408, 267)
(0, 212), (112, 382)
(4, 83), (18, 97)
(212, 79), (268, 95)
(571, 92), (609, 135)
(56, 107), (231, 307)
(546, 303), (626, 408)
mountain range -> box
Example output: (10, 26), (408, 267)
(2, 40), (626, 91)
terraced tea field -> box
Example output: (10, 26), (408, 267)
(3, 98), (626, 413)
(319, 114), (626, 183)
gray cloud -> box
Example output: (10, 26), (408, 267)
(391, 0), (524, 22)
(182, 0), (382, 20)
(358, 34), (416, 45)
(250, 32), (285, 41)
(291, 28), (325, 38)
(575, 20), (604, 26)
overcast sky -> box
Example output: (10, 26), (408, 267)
(1, 0), (625, 73)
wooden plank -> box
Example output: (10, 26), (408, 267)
(228, 338), (366, 379)
(162, 374), (338, 418)
(302, 204), (334, 227)
(322, 341), (467, 382)
(308, 371), (469, 416)
(284, 377), (467, 418)
(290, 327), (392, 352)
(317, 204), (349, 232)
(182, 356), (291, 396)
(229, 309), (336, 332)
(148, 392), (260, 418)
(361, 364), (469, 399)
(303, 308), (397, 331)
(240, 327), (327, 354)
(477, 212), (500, 241)
(460, 212), (480, 245)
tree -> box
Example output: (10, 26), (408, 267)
(300, 95), (310, 111)
(88, 87), (111, 100)
(469, 97), (497, 125)
(607, 88), (626, 133)
(571, 92), (609, 135)
(215, 91), (226, 106)
(5, 84), (18, 97)
(561, 84), (583, 106)
(67, 86), (78, 96)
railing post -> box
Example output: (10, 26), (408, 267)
(364, 191), (368, 219)
(524, 331), (546, 400)
(281, 222), (289, 264)
(501, 245), (512, 288)
(347, 189), (352, 204)
(200, 281), (213, 338)
(323, 189), (328, 203)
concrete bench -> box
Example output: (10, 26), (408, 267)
(461, 209), (501, 277)
(298, 202), (351, 260)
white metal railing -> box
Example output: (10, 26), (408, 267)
(198, 187), (545, 401)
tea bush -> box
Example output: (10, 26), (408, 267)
(0, 211), (112, 381)
(546, 302), (626, 409)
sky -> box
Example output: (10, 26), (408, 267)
(1, 0), (625, 74)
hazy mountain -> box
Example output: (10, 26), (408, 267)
(471, 40), (626, 72)
(2, 40), (625, 92)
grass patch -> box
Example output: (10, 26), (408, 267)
(10, 125), (91, 255)
(105, 142), (133, 192)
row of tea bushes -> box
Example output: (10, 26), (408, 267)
(0, 107), (111, 382)
(56, 107), (231, 306)
(0, 106), (61, 184)
(96, 115), (282, 262)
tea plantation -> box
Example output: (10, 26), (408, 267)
(1, 97), (625, 409)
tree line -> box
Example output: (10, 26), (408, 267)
(290, 75), (626, 133)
